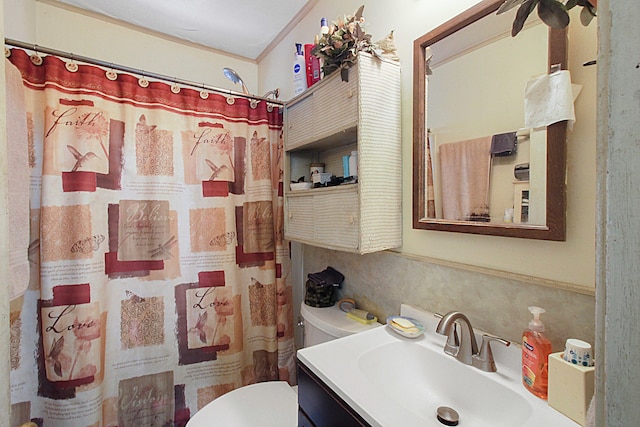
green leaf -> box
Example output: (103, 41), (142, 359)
(537, 0), (570, 29)
(512, 0), (537, 36)
(578, 0), (597, 9)
(497, 0), (527, 15)
(580, 5), (596, 26)
(565, 0), (579, 9)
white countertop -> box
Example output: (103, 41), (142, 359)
(297, 304), (580, 427)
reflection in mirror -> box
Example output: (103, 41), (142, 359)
(427, 16), (548, 224)
(412, 0), (568, 240)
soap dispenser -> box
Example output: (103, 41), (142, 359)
(522, 306), (552, 399)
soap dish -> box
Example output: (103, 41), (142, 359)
(386, 316), (425, 338)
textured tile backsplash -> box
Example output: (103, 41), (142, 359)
(302, 245), (595, 351)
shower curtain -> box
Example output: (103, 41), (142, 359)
(7, 48), (295, 427)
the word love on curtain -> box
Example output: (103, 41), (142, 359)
(7, 47), (294, 427)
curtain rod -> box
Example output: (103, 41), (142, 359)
(4, 38), (284, 106)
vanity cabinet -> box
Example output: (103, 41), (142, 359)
(284, 52), (402, 254)
(297, 359), (371, 427)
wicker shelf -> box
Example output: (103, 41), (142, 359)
(283, 52), (402, 254)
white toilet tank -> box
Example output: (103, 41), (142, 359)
(300, 302), (380, 348)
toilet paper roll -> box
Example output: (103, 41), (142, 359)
(563, 338), (594, 367)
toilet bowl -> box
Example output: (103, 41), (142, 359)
(186, 302), (380, 427)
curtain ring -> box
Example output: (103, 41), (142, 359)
(65, 53), (79, 72)
(199, 84), (209, 99)
(29, 45), (43, 66)
(4, 47), (11, 58)
(267, 103), (274, 113)
(138, 71), (149, 88)
(226, 96), (235, 105)
(170, 78), (180, 94)
(250, 99), (259, 109)
(105, 63), (118, 81)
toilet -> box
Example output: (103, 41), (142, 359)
(186, 302), (380, 427)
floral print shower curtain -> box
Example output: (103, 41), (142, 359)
(7, 48), (294, 427)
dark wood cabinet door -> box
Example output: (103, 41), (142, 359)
(297, 359), (371, 427)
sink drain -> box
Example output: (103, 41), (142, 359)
(436, 406), (459, 426)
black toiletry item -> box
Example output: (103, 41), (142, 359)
(304, 266), (344, 307)
(490, 132), (517, 156)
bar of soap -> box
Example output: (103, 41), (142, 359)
(392, 317), (415, 329)
(391, 318), (419, 333)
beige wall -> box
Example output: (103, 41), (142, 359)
(259, 1), (598, 290)
(4, 0), (259, 94)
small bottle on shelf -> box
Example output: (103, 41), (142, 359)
(349, 151), (358, 180)
(293, 43), (307, 95)
(320, 18), (329, 35)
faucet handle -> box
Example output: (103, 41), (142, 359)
(474, 334), (511, 372)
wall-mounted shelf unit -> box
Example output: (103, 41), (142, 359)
(284, 52), (402, 254)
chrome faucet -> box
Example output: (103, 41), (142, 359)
(436, 312), (478, 365)
(435, 311), (510, 372)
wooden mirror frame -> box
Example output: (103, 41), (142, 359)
(412, 0), (568, 240)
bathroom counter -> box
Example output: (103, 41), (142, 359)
(297, 305), (580, 427)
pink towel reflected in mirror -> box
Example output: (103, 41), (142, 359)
(439, 136), (492, 222)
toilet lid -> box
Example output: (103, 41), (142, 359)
(186, 381), (298, 427)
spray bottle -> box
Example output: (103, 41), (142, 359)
(522, 306), (553, 399)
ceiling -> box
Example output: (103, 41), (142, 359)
(52, 0), (312, 60)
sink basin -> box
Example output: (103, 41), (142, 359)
(297, 304), (579, 427)
(358, 340), (532, 426)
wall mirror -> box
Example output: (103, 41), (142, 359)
(412, 0), (567, 240)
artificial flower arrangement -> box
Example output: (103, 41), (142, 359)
(311, 5), (378, 79)
(499, 0), (597, 37)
